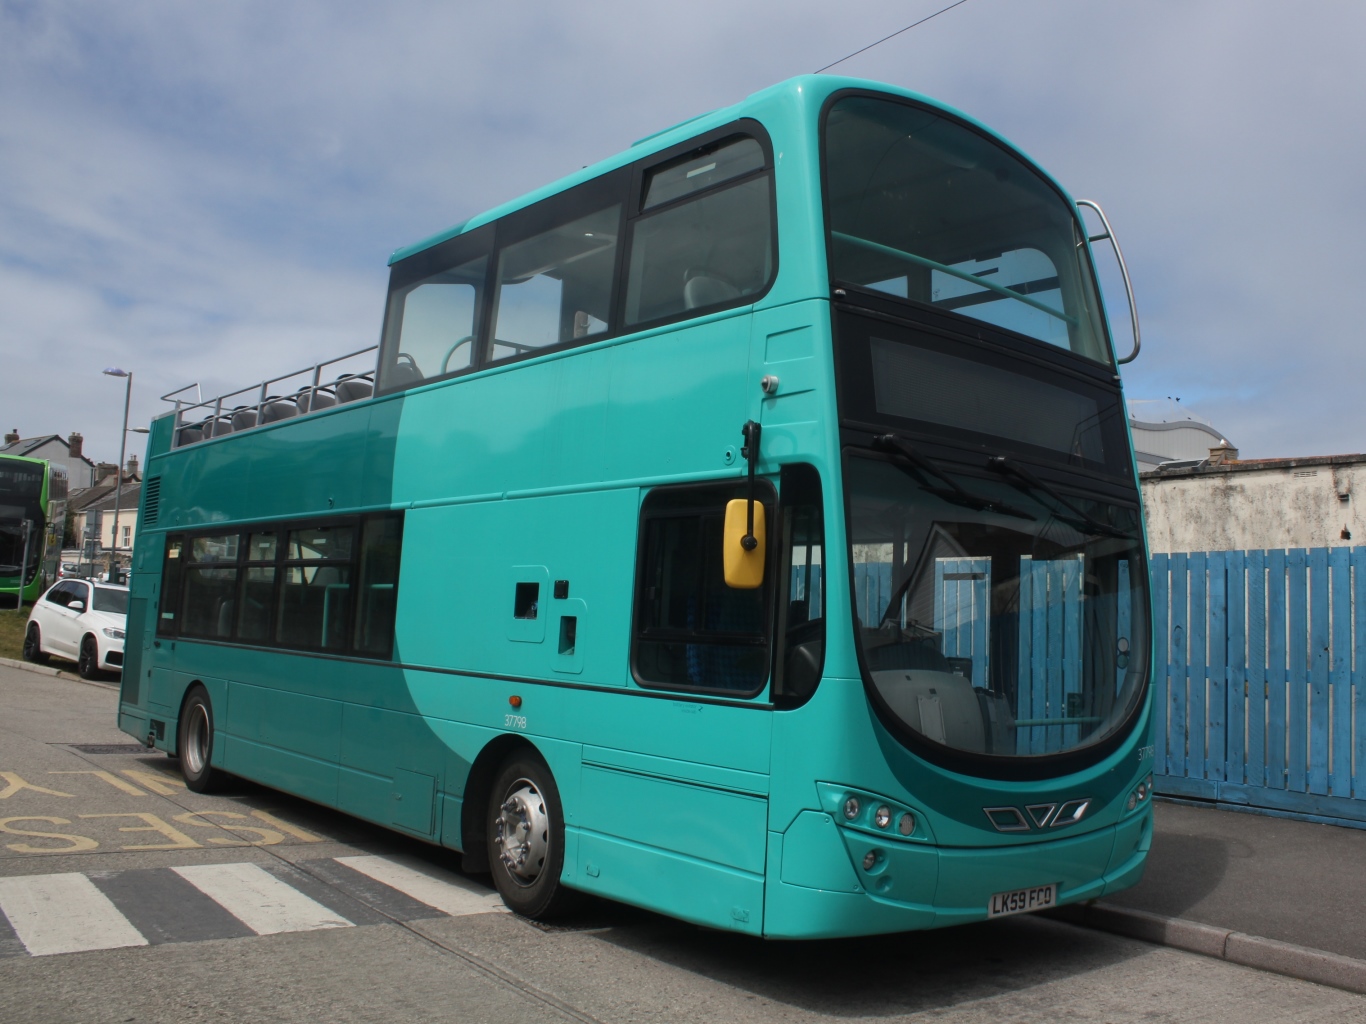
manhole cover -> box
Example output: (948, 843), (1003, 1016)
(65, 743), (150, 754)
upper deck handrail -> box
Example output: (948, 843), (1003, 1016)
(159, 345), (379, 448)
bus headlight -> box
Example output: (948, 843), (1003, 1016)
(874, 805), (891, 829)
(843, 797), (861, 821)
(102, 627), (125, 640)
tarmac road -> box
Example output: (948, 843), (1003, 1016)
(0, 661), (1362, 1024)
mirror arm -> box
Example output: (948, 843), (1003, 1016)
(1076, 198), (1141, 365)
(740, 420), (762, 550)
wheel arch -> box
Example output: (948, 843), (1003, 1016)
(459, 733), (550, 874)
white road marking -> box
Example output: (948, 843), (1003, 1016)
(172, 862), (352, 935)
(0, 873), (147, 956)
(336, 855), (507, 917)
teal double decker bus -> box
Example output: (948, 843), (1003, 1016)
(1, 453), (67, 606)
(119, 76), (1154, 937)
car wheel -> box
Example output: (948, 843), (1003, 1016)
(178, 686), (225, 793)
(78, 635), (101, 679)
(486, 750), (583, 920)
(22, 623), (49, 664)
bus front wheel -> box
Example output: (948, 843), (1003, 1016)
(486, 752), (582, 920)
(178, 687), (225, 793)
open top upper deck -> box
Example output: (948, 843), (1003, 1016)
(154, 75), (1094, 451)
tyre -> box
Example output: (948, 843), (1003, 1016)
(22, 623), (48, 665)
(178, 686), (225, 793)
(486, 751), (582, 920)
(78, 635), (101, 679)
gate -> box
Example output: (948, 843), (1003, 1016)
(1151, 547), (1366, 827)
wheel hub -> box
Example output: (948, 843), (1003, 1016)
(494, 780), (549, 884)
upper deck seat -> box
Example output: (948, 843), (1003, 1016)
(683, 272), (742, 310)
(295, 387), (335, 413)
(204, 417), (233, 438)
(260, 397), (299, 423)
(176, 423), (205, 445)
(231, 406), (258, 431)
(334, 374), (374, 404)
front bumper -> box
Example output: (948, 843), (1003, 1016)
(763, 805), (1152, 939)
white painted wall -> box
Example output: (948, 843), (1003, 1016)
(1141, 460), (1366, 553)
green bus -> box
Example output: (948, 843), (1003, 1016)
(1, 453), (67, 606)
(119, 75), (1154, 937)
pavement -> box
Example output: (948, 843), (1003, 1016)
(3, 655), (1364, 1001)
(1048, 795), (1366, 994)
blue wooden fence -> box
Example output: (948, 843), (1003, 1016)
(1152, 547), (1366, 827)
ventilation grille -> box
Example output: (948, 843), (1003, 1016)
(143, 476), (161, 525)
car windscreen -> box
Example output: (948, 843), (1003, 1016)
(92, 588), (129, 614)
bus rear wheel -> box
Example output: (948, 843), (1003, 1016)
(178, 687), (225, 793)
(486, 752), (582, 920)
(22, 623), (48, 664)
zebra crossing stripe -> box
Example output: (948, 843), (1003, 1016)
(335, 855), (507, 917)
(0, 873), (148, 956)
(171, 863), (353, 936)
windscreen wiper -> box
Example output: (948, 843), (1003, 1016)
(872, 434), (1035, 521)
(987, 456), (1129, 539)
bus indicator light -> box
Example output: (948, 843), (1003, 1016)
(898, 813), (915, 836)
(509, 695), (522, 708)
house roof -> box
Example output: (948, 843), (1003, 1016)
(0, 434), (97, 470)
(72, 481), (141, 514)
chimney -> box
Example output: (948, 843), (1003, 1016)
(95, 461), (118, 483)
(68, 432), (84, 460)
(4, 428), (18, 445)
(1208, 439), (1239, 466)
(125, 454), (139, 479)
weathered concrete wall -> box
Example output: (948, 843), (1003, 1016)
(1141, 459), (1366, 553)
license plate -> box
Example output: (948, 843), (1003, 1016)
(988, 882), (1058, 918)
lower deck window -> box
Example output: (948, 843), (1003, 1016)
(157, 512), (403, 659)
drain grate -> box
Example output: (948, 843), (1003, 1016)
(64, 743), (151, 754)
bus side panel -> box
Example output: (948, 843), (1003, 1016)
(339, 697), (452, 840)
(395, 490), (637, 686)
(604, 314), (752, 482)
(571, 828), (765, 936)
(224, 678), (341, 805)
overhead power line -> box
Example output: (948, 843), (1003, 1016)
(815, 0), (974, 74)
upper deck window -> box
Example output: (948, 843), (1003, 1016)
(377, 234), (490, 392)
(490, 204), (621, 363)
(823, 95), (1111, 364)
(641, 137), (764, 210)
(625, 134), (775, 327)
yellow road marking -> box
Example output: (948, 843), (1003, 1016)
(0, 816), (99, 853)
(0, 773), (73, 800)
(79, 813), (201, 850)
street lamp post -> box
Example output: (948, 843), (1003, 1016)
(103, 368), (132, 584)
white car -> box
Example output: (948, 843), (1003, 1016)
(23, 579), (128, 679)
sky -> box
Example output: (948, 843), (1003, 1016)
(2, 0), (1363, 469)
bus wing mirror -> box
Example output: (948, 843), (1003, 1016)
(724, 499), (766, 589)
